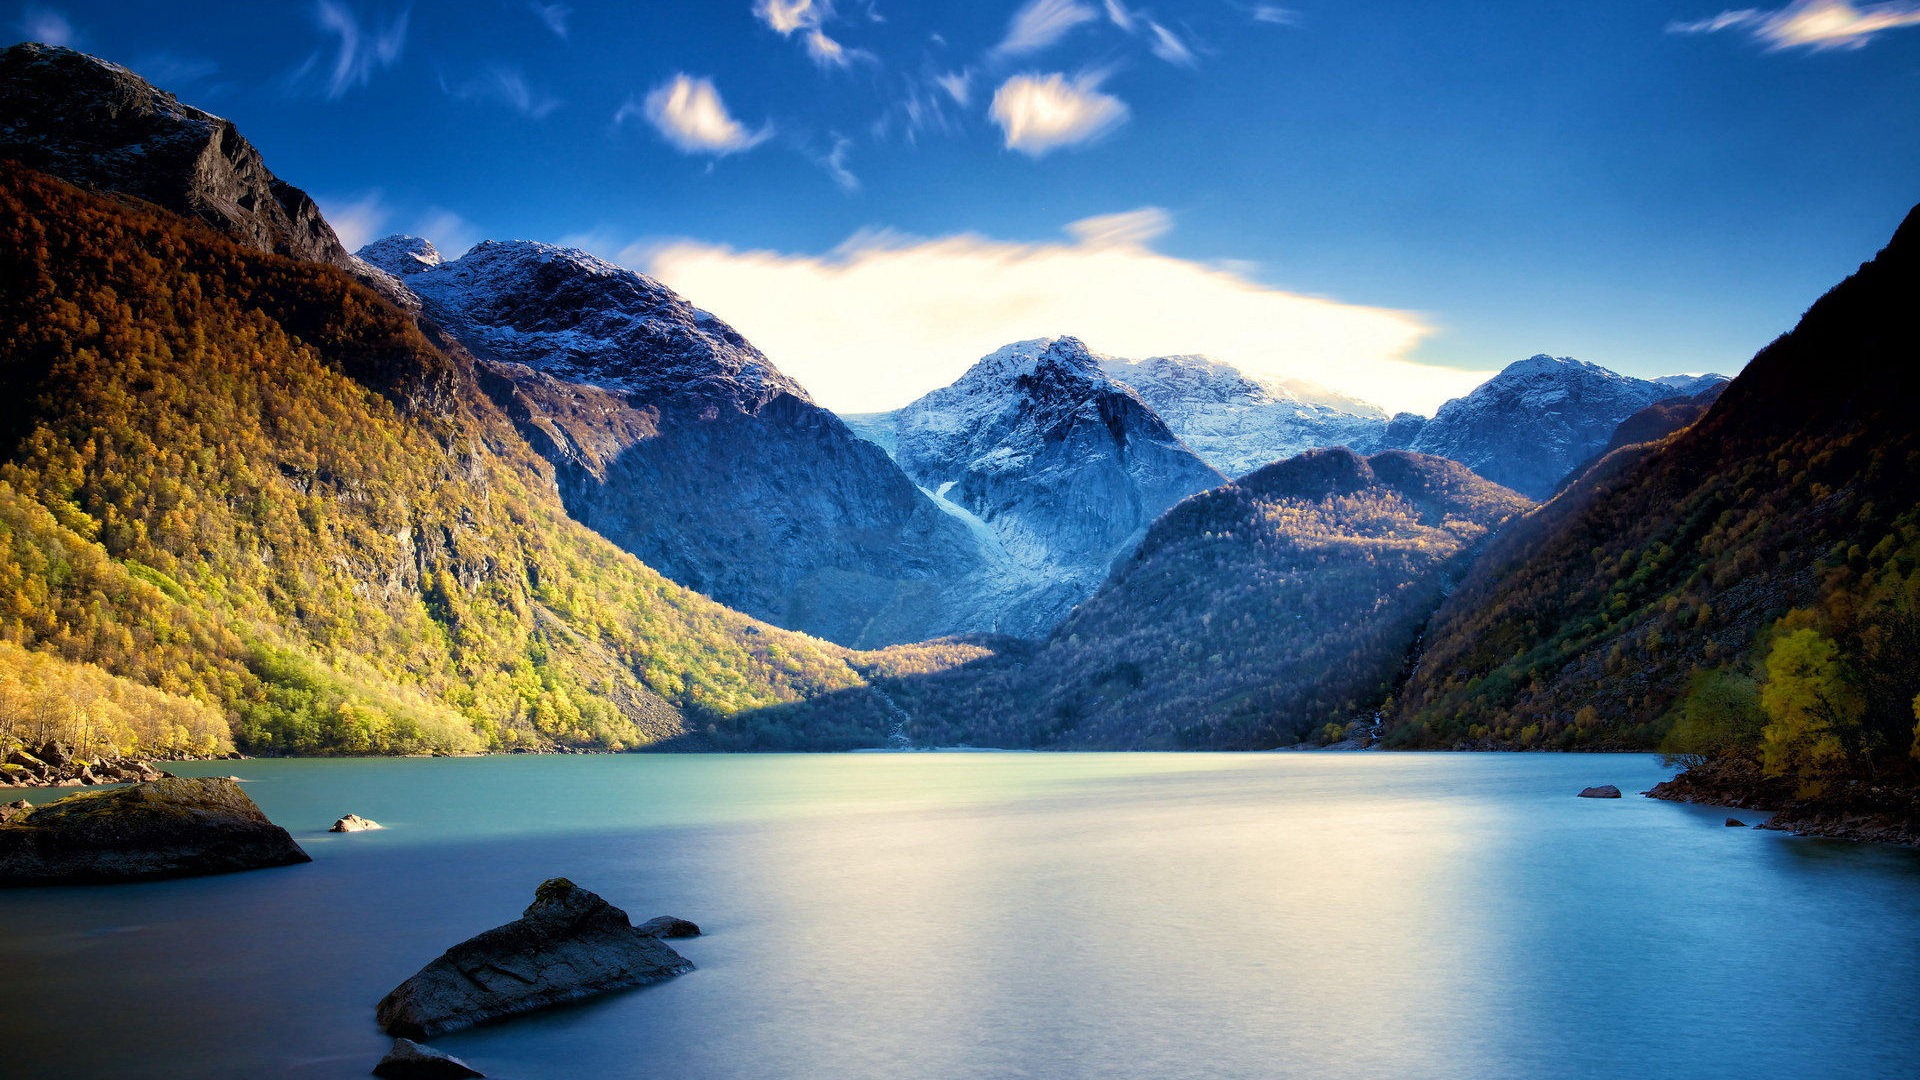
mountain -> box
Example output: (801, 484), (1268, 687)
(0, 43), (351, 269)
(743, 448), (1528, 750)
(1394, 355), (1729, 499)
(357, 235), (1001, 649)
(1389, 202), (1920, 788)
(1100, 354), (1391, 477)
(0, 49), (991, 758)
(856, 337), (1226, 637)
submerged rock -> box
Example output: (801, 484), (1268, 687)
(0, 777), (310, 885)
(376, 878), (694, 1037)
(332, 814), (384, 833)
(372, 1038), (484, 1079)
(1726, 817), (1747, 828)
(1578, 785), (1622, 799)
(636, 915), (701, 939)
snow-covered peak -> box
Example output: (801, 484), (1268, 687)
(1102, 353), (1389, 421)
(365, 236), (809, 410)
(957, 336), (1108, 386)
(1652, 372), (1733, 397)
(357, 234), (444, 276)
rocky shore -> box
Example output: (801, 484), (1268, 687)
(1, 740), (244, 790)
(0, 776), (311, 884)
(1646, 760), (1920, 847)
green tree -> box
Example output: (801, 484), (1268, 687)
(1759, 628), (1863, 782)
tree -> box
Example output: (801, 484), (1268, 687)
(1759, 628), (1864, 783)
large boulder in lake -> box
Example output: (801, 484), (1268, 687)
(1578, 785), (1622, 799)
(373, 1038), (485, 1079)
(0, 777), (310, 885)
(376, 878), (694, 1037)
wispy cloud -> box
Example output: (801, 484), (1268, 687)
(818, 133), (860, 192)
(529, 2), (570, 39)
(1145, 21), (1195, 65)
(1248, 4), (1297, 25)
(993, 0), (1100, 57)
(754, 0), (874, 68)
(990, 71), (1129, 156)
(629, 210), (1467, 415)
(298, 1), (410, 99)
(318, 191), (391, 252)
(20, 5), (77, 46)
(130, 52), (220, 88)
(624, 74), (771, 155)
(1066, 206), (1172, 247)
(1669, 1), (1920, 49)
(442, 65), (562, 119)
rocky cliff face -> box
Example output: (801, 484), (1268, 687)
(1393, 355), (1729, 498)
(861, 338), (1226, 637)
(360, 236), (1002, 647)
(0, 42), (353, 269)
(1101, 354), (1391, 478)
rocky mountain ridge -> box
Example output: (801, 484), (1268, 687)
(0, 42), (352, 269)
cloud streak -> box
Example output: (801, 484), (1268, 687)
(754, 0), (873, 68)
(990, 71), (1130, 156)
(627, 74), (771, 155)
(443, 66), (562, 119)
(1669, 0), (1920, 49)
(529, 2), (569, 39)
(20, 5), (77, 46)
(306, 1), (410, 99)
(993, 0), (1100, 57)
(621, 211), (1475, 415)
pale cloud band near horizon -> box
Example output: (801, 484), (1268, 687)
(571, 209), (1489, 417)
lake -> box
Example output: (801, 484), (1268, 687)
(2, 752), (1917, 1079)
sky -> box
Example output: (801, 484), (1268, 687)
(14, 1), (1920, 414)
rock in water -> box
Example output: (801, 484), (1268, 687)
(1578, 785), (1623, 799)
(636, 915), (701, 939)
(372, 1038), (485, 1079)
(0, 777), (311, 885)
(1726, 817), (1748, 827)
(332, 814), (384, 833)
(376, 878), (694, 1037)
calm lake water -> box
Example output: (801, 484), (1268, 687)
(3, 752), (1918, 1079)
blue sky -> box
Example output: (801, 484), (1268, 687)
(16, 1), (1920, 412)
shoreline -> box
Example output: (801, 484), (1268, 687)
(1646, 762), (1920, 848)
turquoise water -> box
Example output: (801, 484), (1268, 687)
(2, 752), (1917, 1079)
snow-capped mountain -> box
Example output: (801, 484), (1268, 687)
(1101, 354), (1392, 477)
(360, 235), (1004, 648)
(1395, 355), (1731, 498)
(859, 337), (1226, 636)
(0, 43), (352, 269)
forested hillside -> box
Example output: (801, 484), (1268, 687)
(1390, 203), (1920, 796)
(0, 163), (959, 757)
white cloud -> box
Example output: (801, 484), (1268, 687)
(412, 209), (480, 259)
(754, 0), (872, 67)
(443, 65), (562, 119)
(317, 191), (391, 252)
(818, 134), (860, 192)
(1102, 0), (1137, 32)
(627, 74), (771, 155)
(1249, 4), (1297, 24)
(529, 2), (570, 39)
(1669, 1), (1920, 49)
(619, 211), (1478, 416)
(1146, 21), (1195, 65)
(21, 5), (77, 46)
(993, 0), (1100, 57)
(990, 71), (1130, 155)
(305, 1), (410, 99)
(754, 0), (820, 34)
(1065, 206), (1171, 247)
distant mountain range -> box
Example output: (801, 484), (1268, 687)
(11, 38), (1911, 794)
